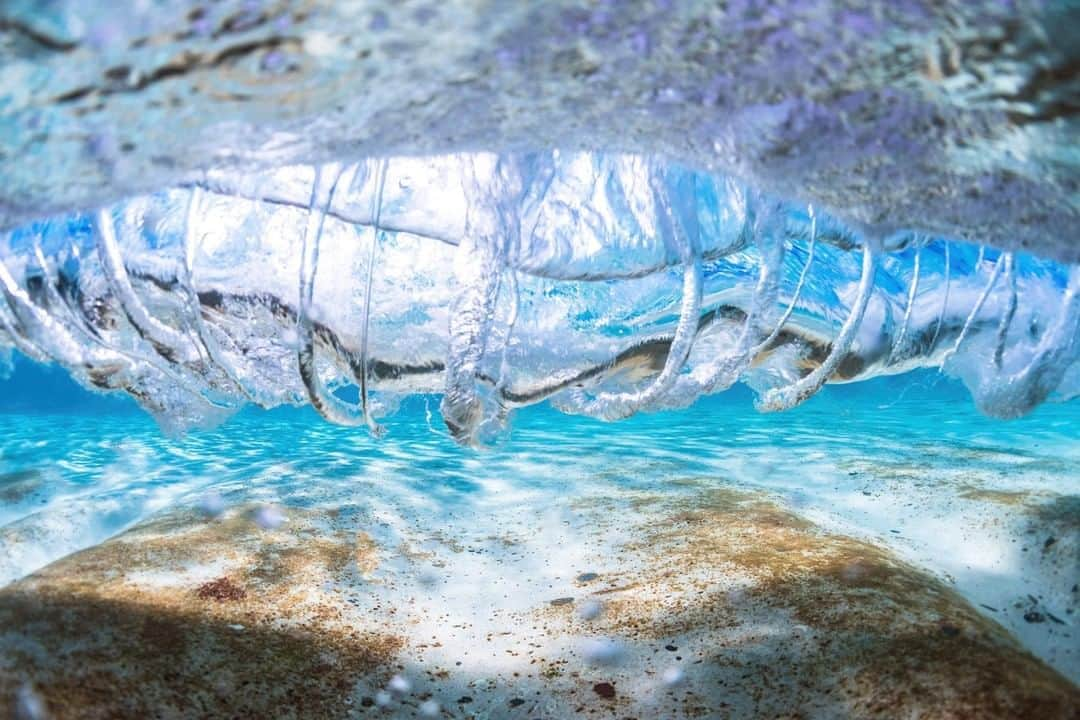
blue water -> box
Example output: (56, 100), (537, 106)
(3, 352), (1076, 588)
(2, 349), (1078, 718)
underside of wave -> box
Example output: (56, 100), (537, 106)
(0, 152), (1077, 445)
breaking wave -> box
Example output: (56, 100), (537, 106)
(1, 152), (1077, 444)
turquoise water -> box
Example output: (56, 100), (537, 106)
(2, 355), (1077, 681)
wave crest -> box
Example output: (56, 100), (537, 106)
(1, 152), (1077, 444)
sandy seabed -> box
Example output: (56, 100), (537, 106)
(1, 475), (1076, 719)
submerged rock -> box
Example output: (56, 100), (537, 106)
(0, 470), (44, 504)
(568, 488), (1079, 717)
(0, 505), (402, 719)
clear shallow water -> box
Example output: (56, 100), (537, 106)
(2, 6), (1078, 714)
(2, 357), (1077, 690)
